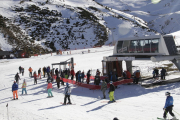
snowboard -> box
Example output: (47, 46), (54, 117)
(60, 102), (76, 105)
(47, 96), (54, 98)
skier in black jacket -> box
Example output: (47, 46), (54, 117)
(108, 81), (115, 103)
(15, 73), (20, 84)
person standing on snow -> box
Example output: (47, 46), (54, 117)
(38, 68), (42, 79)
(15, 73), (21, 84)
(19, 66), (22, 74)
(55, 68), (59, 77)
(81, 71), (85, 83)
(70, 68), (75, 80)
(78, 71), (82, 82)
(163, 92), (177, 120)
(33, 71), (37, 84)
(28, 67), (33, 77)
(126, 70), (131, 79)
(46, 66), (50, 78)
(21, 67), (24, 76)
(75, 71), (79, 82)
(161, 67), (167, 80)
(111, 72), (117, 82)
(12, 81), (18, 100)
(86, 70), (91, 84)
(47, 80), (53, 98)
(108, 81), (116, 103)
(56, 74), (61, 89)
(101, 79), (107, 99)
(63, 83), (72, 105)
(43, 66), (47, 78)
(22, 79), (27, 95)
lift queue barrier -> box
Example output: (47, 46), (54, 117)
(52, 75), (133, 90)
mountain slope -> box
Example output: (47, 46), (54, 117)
(0, 0), (179, 52)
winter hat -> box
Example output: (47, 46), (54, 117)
(110, 81), (113, 84)
(66, 83), (69, 86)
(113, 117), (119, 120)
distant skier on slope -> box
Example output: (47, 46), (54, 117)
(47, 80), (53, 98)
(108, 81), (116, 103)
(19, 66), (22, 74)
(15, 73), (20, 84)
(12, 81), (18, 100)
(86, 70), (91, 84)
(28, 67), (33, 77)
(70, 68), (75, 80)
(63, 83), (72, 105)
(33, 71), (37, 84)
(163, 92), (177, 120)
(21, 79), (27, 95)
(101, 79), (107, 99)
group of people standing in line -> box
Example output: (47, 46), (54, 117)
(153, 67), (167, 80)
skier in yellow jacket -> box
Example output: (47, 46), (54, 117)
(22, 79), (27, 95)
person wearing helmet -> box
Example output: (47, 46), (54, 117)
(108, 81), (116, 103)
(163, 92), (177, 120)
(63, 83), (72, 105)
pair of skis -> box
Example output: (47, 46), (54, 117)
(157, 117), (179, 120)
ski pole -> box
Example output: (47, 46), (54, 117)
(71, 95), (75, 104)
(6, 103), (9, 120)
(173, 110), (180, 116)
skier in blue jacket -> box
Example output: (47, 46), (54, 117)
(12, 81), (18, 100)
(163, 92), (177, 120)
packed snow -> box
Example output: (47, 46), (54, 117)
(0, 46), (180, 120)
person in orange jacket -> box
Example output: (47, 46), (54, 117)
(126, 70), (131, 79)
(28, 67), (33, 77)
(47, 80), (53, 98)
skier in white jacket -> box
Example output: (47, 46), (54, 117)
(63, 83), (72, 105)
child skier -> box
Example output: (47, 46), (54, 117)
(108, 81), (115, 103)
(63, 83), (72, 105)
(12, 81), (18, 100)
(22, 79), (27, 95)
(47, 80), (53, 98)
(163, 92), (177, 120)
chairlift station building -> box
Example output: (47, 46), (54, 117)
(102, 35), (180, 76)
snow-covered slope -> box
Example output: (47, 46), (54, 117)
(0, 46), (180, 120)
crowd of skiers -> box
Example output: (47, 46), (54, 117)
(12, 65), (178, 119)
